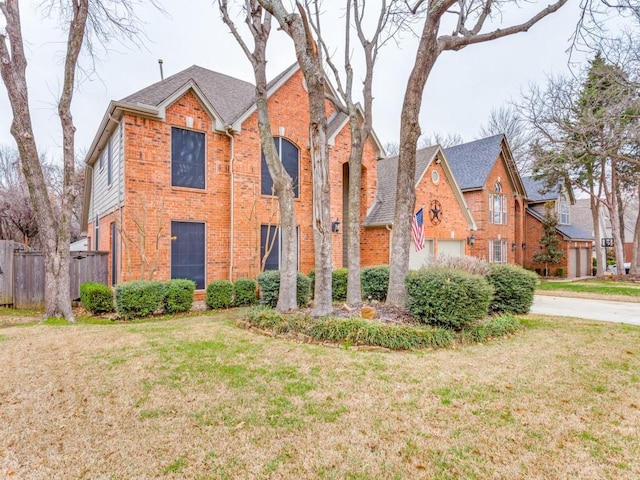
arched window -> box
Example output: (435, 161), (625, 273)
(261, 137), (300, 198)
(489, 182), (507, 224)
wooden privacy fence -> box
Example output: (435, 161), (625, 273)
(0, 241), (108, 310)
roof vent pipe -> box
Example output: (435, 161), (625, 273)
(158, 59), (164, 80)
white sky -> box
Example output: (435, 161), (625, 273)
(0, 0), (612, 161)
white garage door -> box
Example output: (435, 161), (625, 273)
(409, 239), (434, 270)
(569, 248), (578, 278)
(437, 240), (465, 260)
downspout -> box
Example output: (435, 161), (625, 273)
(386, 224), (393, 263)
(224, 127), (235, 281)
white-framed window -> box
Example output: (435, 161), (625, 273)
(489, 239), (508, 264)
(171, 127), (206, 189)
(260, 225), (299, 271)
(489, 182), (508, 225)
(261, 137), (300, 198)
(558, 193), (570, 225)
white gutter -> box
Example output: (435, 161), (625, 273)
(224, 127), (235, 281)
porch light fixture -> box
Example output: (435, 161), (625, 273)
(331, 219), (340, 233)
(512, 242), (517, 251)
(522, 242), (527, 250)
(466, 234), (476, 246)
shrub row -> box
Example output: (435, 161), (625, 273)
(256, 271), (311, 308)
(80, 279), (196, 319)
(303, 265), (391, 303)
(243, 307), (521, 350)
(206, 279), (259, 310)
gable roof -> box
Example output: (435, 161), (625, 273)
(364, 146), (476, 229)
(443, 134), (505, 191)
(121, 65), (256, 125)
(526, 207), (593, 241)
(522, 176), (559, 203)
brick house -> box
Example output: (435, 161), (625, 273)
(522, 176), (593, 278)
(443, 135), (527, 266)
(362, 146), (477, 268)
(81, 64), (384, 291)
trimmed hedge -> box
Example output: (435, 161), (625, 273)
(206, 280), (234, 309)
(115, 281), (164, 320)
(163, 279), (195, 314)
(233, 279), (258, 307)
(256, 270), (311, 308)
(361, 265), (389, 302)
(405, 267), (493, 329)
(486, 264), (538, 314)
(80, 282), (114, 314)
(332, 268), (348, 302)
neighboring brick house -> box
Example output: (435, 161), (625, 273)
(444, 135), (527, 266)
(522, 176), (593, 278)
(81, 64), (384, 291)
(362, 146), (477, 268)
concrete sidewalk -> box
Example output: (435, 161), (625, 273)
(530, 295), (640, 325)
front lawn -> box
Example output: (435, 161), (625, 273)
(537, 279), (640, 298)
(1, 310), (639, 479)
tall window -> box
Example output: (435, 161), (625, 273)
(107, 139), (113, 186)
(558, 193), (570, 225)
(171, 221), (205, 289)
(261, 137), (299, 197)
(489, 182), (508, 225)
(489, 239), (508, 264)
(260, 225), (299, 271)
(172, 127), (205, 189)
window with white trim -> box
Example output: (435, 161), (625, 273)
(489, 182), (508, 225)
(489, 239), (508, 264)
(261, 137), (299, 197)
(558, 193), (570, 225)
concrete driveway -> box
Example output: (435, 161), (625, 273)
(530, 295), (640, 326)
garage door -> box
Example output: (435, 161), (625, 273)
(409, 239), (434, 270)
(569, 248), (578, 278)
(580, 248), (590, 277)
(437, 240), (465, 260)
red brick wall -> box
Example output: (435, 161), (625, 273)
(97, 70), (380, 288)
(464, 152), (519, 264)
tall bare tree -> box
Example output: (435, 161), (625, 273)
(219, 0), (298, 312)
(385, 0), (569, 306)
(308, 0), (399, 306)
(479, 105), (533, 172)
(0, 0), (159, 320)
(258, 0), (333, 316)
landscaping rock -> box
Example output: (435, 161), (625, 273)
(360, 306), (376, 319)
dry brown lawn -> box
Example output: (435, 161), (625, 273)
(1, 309), (639, 479)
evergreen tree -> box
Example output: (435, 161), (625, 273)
(532, 201), (566, 276)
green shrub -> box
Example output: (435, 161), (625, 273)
(233, 279), (257, 307)
(486, 264), (538, 314)
(163, 279), (195, 314)
(461, 314), (522, 343)
(79, 282), (114, 314)
(361, 265), (389, 302)
(405, 267), (493, 329)
(206, 280), (234, 309)
(308, 269), (315, 298)
(555, 267), (565, 277)
(256, 271), (311, 308)
(115, 281), (164, 319)
(332, 268), (348, 302)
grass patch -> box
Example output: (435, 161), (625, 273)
(2, 312), (640, 479)
(537, 280), (640, 297)
(243, 308), (521, 350)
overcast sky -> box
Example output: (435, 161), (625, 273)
(0, 0), (608, 161)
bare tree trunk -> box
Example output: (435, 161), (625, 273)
(590, 195), (605, 276)
(260, 0), (333, 316)
(630, 181), (640, 276)
(604, 159), (626, 275)
(387, 15), (440, 306)
(0, 0), (88, 321)
(346, 124), (364, 306)
(219, 1), (298, 311)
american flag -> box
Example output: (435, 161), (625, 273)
(412, 208), (425, 252)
